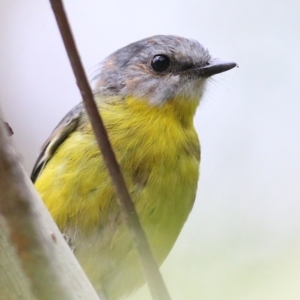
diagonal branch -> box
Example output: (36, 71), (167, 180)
(0, 119), (99, 299)
(49, 1), (171, 299)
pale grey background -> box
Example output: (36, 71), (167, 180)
(1, 1), (300, 299)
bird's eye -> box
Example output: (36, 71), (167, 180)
(151, 55), (170, 72)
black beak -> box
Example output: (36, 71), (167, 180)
(195, 60), (237, 77)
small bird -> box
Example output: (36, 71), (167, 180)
(31, 35), (236, 300)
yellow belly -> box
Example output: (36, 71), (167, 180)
(34, 97), (200, 299)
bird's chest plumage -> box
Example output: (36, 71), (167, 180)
(35, 99), (200, 298)
(100, 102), (201, 256)
(71, 114), (200, 297)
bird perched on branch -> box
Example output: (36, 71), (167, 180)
(32, 35), (236, 300)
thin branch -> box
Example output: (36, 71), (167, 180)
(0, 120), (99, 300)
(49, 1), (171, 299)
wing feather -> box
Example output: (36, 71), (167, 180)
(31, 103), (84, 182)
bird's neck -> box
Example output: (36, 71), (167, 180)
(120, 96), (200, 128)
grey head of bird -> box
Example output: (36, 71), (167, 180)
(93, 35), (236, 105)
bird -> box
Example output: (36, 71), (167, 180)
(31, 35), (236, 300)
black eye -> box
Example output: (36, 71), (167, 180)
(151, 55), (170, 72)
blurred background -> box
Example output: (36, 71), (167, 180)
(1, 0), (300, 299)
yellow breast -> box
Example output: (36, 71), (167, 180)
(34, 95), (200, 298)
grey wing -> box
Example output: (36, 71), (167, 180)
(31, 102), (84, 183)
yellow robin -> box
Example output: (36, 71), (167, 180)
(31, 35), (236, 300)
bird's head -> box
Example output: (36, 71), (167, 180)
(94, 35), (236, 114)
